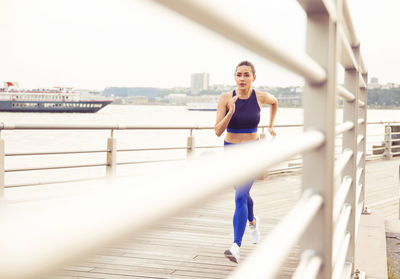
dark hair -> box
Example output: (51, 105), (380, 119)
(235, 61), (256, 75)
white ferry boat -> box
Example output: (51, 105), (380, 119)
(0, 82), (112, 113)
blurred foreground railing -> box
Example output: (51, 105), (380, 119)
(0, 132), (325, 279)
(0, 0), (373, 278)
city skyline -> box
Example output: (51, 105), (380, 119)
(1, 0), (399, 90)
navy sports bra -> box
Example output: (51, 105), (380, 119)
(227, 90), (260, 133)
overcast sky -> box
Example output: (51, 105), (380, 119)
(1, 0), (398, 89)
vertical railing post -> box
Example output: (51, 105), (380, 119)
(384, 125), (393, 160)
(342, 47), (360, 272)
(187, 129), (195, 157)
(0, 131), (4, 197)
(300, 7), (336, 279)
(257, 127), (267, 180)
(259, 127), (267, 140)
(360, 73), (369, 214)
(106, 129), (116, 179)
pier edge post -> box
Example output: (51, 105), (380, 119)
(0, 132), (4, 197)
(259, 127), (266, 140)
(384, 125), (392, 160)
(106, 129), (117, 179)
(187, 129), (195, 157)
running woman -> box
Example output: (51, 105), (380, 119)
(214, 60), (278, 263)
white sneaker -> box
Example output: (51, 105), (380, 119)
(249, 216), (260, 244)
(224, 243), (240, 263)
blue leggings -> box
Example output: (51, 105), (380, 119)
(224, 141), (255, 247)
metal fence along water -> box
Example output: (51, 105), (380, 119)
(0, 0), (375, 278)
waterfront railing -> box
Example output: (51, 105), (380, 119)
(0, 121), (392, 189)
(0, 0), (375, 278)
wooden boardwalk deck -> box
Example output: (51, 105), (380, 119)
(6, 158), (400, 279)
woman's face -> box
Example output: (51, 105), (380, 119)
(235, 65), (256, 90)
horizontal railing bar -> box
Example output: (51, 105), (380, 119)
(333, 176), (352, 222)
(356, 151), (363, 166)
(333, 204), (351, 264)
(334, 149), (353, 178)
(343, 0), (360, 47)
(6, 149), (109, 156)
(5, 163), (107, 172)
(0, 130), (325, 279)
(357, 135), (364, 145)
(366, 154), (384, 160)
(356, 183), (363, 205)
(196, 145), (223, 149)
(359, 56), (367, 74)
(359, 73), (367, 89)
(0, 121), (399, 131)
(272, 124), (304, 128)
(391, 151), (400, 156)
(288, 156), (302, 162)
(339, 29), (357, 69)
(0, 122), (304, 131)
(367, 121), (400, 125)
(297, 0), (337, 22)
(4, 176), (106, 188)
(0, 123), (211, 130)
(335, 122), (354, 136)
(337, 85), (355, 102)
(392, 131), (400, 135)
(229, 191), (323, 279)
(360, 73), (368, 85)
(151, 0), (327, 85)
(389, 139), (400, 143)
(369, 147), (384, 151)
(332, 232), (351, 279)
(266, 165), (303, 174)
(117, 158), (185, 165)
(291, 250), (322, 279)
(8, 154), (305, 177)
(356, 167), (363, 185)
(118, 146), (188, 152)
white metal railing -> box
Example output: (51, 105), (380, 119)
(0, 121), (391, 189)
(0, 131), (324, 279)
(0, 0), (370, 278)
(384, 126), (400, 159)
(0, 122), (303, 188)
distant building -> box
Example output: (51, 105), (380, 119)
(191, 73), (209, 95)
(368, 77), (380, 89)
(210, 84), (235, 92)
(129, 96), (148, 104)
(166, 93), (188, 105)
(370, 77), (378, 84)
(381, 82), (397, 89)
(187, 94), (218, 103)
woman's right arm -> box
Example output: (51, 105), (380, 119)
(214, 93), (237, 137)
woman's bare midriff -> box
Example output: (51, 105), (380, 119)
(225, 132), (259, 143)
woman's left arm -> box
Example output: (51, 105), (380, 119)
(258, 91), (278, 137)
